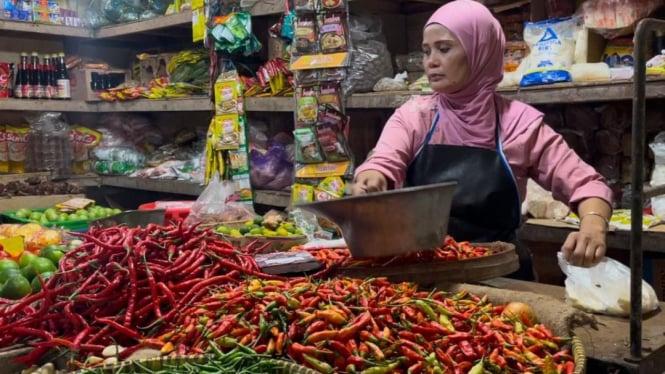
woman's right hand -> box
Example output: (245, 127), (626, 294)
(352, 170), (389, 195)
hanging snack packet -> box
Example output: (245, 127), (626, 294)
(319, 12), (348, 54)
(316, 122), (350, 162)
(319, 0), (345, 11)
(318, 175), (346, 197)
(294, 16), (319, 55)
(295, 69), (320, 86)
(318, 82), (342, 112)
(294, 127), (325, 163)
(293, 183), (315, 203)
(0, 125), (7, 173)
(213, 115), (241, 150)
(318, 104), (346, 131)
(70, 126), (102, 174)
(215, 80), (243, 115)
(295, 86), (319, 128)
(320, 67), (347, 81)
(314, 187), (337, 201)
(294, 0), (316, 14)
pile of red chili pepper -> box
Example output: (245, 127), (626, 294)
(292, 236), (493, 270)
(151, 277), (576, 374)
(0, 223), (284, 366)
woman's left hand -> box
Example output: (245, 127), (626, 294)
(561, 197), (611, 267)
(561, 224), (607, 267)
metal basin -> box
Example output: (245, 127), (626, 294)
(296, 182), (457, 257)
(91, 209), (167, 228)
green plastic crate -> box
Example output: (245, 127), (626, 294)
(2, 208), (90, 231)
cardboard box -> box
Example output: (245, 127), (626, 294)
(137, 53), (177, 87)
(0, 194), (84, 213)
(70, 68), (130, 101)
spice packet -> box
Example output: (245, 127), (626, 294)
(317, 104), (346, 131)
(314, 187), (337, 201)
(295, 86), (319, 128)
(214, 80), (243, 115)
(56, 198), (96, 212)
(294, 127), (325, 163)
(295, 69), (320, 86)
(70, 126), (102, 174)
(294, 0), (316, 14)
(319, 0), (345, 11)
(292, 183), (315, 203)
(318, 176), (345, 197)
(213, 115), (241, 150)
(320, 67), (347, 81)
(319, 12), (348, 54)
(317, 82), (342, 112)
(294, 16), (319, 55)
(315, 122), (350, 162)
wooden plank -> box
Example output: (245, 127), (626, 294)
(253, 190), (291, 208)
(94, 11), (193, 39)
(0, 99), (94, 112)
(518, 220), (665, 254)
(0, 172), (51, 184)
(245, 97), (293, 112)
(248, 0), (285, 16)
(95, 97), (212, 112)
(0, 19), (91, 38)
(0, 194), (85, 212)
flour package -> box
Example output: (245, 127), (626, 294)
(520, 17), (579, 87)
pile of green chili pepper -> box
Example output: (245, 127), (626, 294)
(152, 277), (576, 374)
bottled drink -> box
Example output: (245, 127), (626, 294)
(55, 52), (71, 100)
(43, 54), (56, 99)
(15, 52), (30, 99)
(30, 52), (44, 99)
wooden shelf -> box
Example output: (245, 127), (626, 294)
(95, 97), (212, 112)
(0, 18), (90, 38)
(0, 99), (95, 112)
(94, 11), (193, 39)
(98, 176), (290, 207)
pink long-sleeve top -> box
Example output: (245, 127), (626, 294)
(354, 95), (613, 210)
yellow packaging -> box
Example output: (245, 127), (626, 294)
(70, 126), (102, 174)
(602, 38), (634, 68)
(318, 176), (345, 197)
(214, 80), (242, 115)
(56, 198), (96, 212)
(213, 115), (241, 151)
(6, 125), (29, 174)
(0, 125), (8, 173)
(292, 184), (315, 204)
(192, 8), (206, 43)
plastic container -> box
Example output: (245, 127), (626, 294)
(2, 209), (89, 231)
(138, 200), (194, 223)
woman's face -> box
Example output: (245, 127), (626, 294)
(422, 24), (471, 94)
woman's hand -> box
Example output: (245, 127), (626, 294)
(352, 170), (389, 195)
(561, 198), (611, 267)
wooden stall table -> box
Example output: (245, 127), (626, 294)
(481, 277), (665, 374)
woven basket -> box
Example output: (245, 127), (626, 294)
(69, 354), (319, 373)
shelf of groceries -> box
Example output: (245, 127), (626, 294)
(3, 78), (665, 113)
(67, 174), (292, 207)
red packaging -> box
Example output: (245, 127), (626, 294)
(0, 63), (11, 98)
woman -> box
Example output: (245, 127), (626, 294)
(352, 0), (612, 280)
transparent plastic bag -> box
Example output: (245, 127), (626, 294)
(649, 131), (665, 218)
(343, 16), (394, 95)
(25, 112), (72, 179)
(184, 176), (257, 226)
(557, 252), (659, 316)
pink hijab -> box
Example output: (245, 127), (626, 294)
(426, 0), (542, 149)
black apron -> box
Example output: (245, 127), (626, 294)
(405, 109), (535, 281)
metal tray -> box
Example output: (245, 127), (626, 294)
(90, 209), (167, 228)
(296, 182), (457, 258)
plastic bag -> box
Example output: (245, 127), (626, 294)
(649, 131), (665, 218)
(557, 252), (659, 316)
(250, 143), (294, 190)
(184, 176), (257, 227)
(520, 17), (580, 87)
(580, 0), (663, 39)
(25, 112), (72, 179)
(343, 16), (394, 95)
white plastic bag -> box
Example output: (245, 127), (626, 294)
(649, 131), (665, 219)
(557, 252), (659, 316)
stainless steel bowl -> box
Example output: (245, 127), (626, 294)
(91, 209), (167, 228)
(296, 182), (457, 257)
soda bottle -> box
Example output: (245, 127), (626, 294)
(55, 52), (71, 100)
